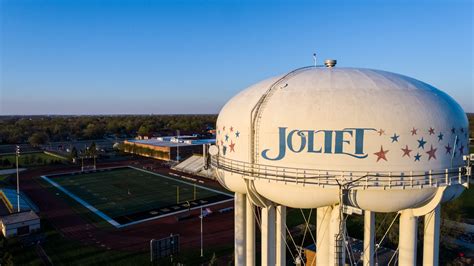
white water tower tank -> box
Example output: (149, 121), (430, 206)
(213, 65), (469, 212)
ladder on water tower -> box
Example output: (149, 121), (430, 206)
(250, 66), (314, 164)
(334, 233), (345, 266)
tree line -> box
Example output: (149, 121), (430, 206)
(0, 115), (217, 145)
(1, 114), (472, 146)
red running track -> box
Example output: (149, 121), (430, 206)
(20, 161), (234, 252)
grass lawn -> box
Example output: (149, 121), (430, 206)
(0, 152), (67, 169)
(44, 167), (231, 225)
(0, 174), (11, 186)
(1, 236), (43, 265)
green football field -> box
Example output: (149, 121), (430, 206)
(45, 167), (231, 226)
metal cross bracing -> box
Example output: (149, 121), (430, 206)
(212, 155), (470, 189)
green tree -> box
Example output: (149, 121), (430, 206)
(3, 158), (11, 167)
(83, 123), (105, 139)
(30, 154), (37, 164)
(23, 155), (31, 165)
(28, 132), (48, 147)
(137, 125), (150, 136)
(0, 115), (219, 144)
(70, 147), (78, 159)
(89, 141), (97, 157)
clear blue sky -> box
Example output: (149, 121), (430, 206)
(1, 0), (472, 115)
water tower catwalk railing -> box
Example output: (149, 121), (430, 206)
(213, 154), (472, 265)
(212, 155), (470, 189)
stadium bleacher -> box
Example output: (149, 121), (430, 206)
(172, 155), (215, 179)
(0, 188), (40, 213)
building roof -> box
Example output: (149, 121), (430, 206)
(0, 211), (39, 225)
(127, 138), (215, 147)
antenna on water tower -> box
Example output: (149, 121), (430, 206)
(313, 53), (317, 66)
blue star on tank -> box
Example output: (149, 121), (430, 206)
(390, 133), (399, 143)
(445, 144), (452, 154)
(225, 134), (229, 142)
(417, 137), (427, 149)
(414, 153), (421, 161)
(222, 145), (227, 155)
(437, 133), (443, 141)
(235, 131), (240, 138)
(459, 144), (465, 154)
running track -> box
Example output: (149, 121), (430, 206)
(20, 161), (234, 252)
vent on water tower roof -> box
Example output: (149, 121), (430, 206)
(324, 59), (337, 68)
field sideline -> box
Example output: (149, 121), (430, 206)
(42, 166), (233, 228)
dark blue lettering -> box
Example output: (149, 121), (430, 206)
(261, 127), (287, 160)
(287, 130), (306, 153)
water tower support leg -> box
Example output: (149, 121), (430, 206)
(363, 210), (375, 266)
(329, 205), (345, 265)
(317, 206), (332, 266)
(423, 204), (440, 266)
(234, 193), (246, 266)
(261, 205), (276, 265)
(246, 196), (255, 266)
(399, 209), (418, 266)
(276, 205), (286, 266)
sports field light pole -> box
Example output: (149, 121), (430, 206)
(200, 207), (204, 257)
(176, 130), (180, 162)
(176, 186), (180, 204)
(16, 145), (20, 212)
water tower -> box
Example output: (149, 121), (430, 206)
(210, 60), (471, 265)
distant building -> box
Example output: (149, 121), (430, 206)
(0, 188), (41, 237)
(0, 211), (40, 237)
(123, 135), (215, 161)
